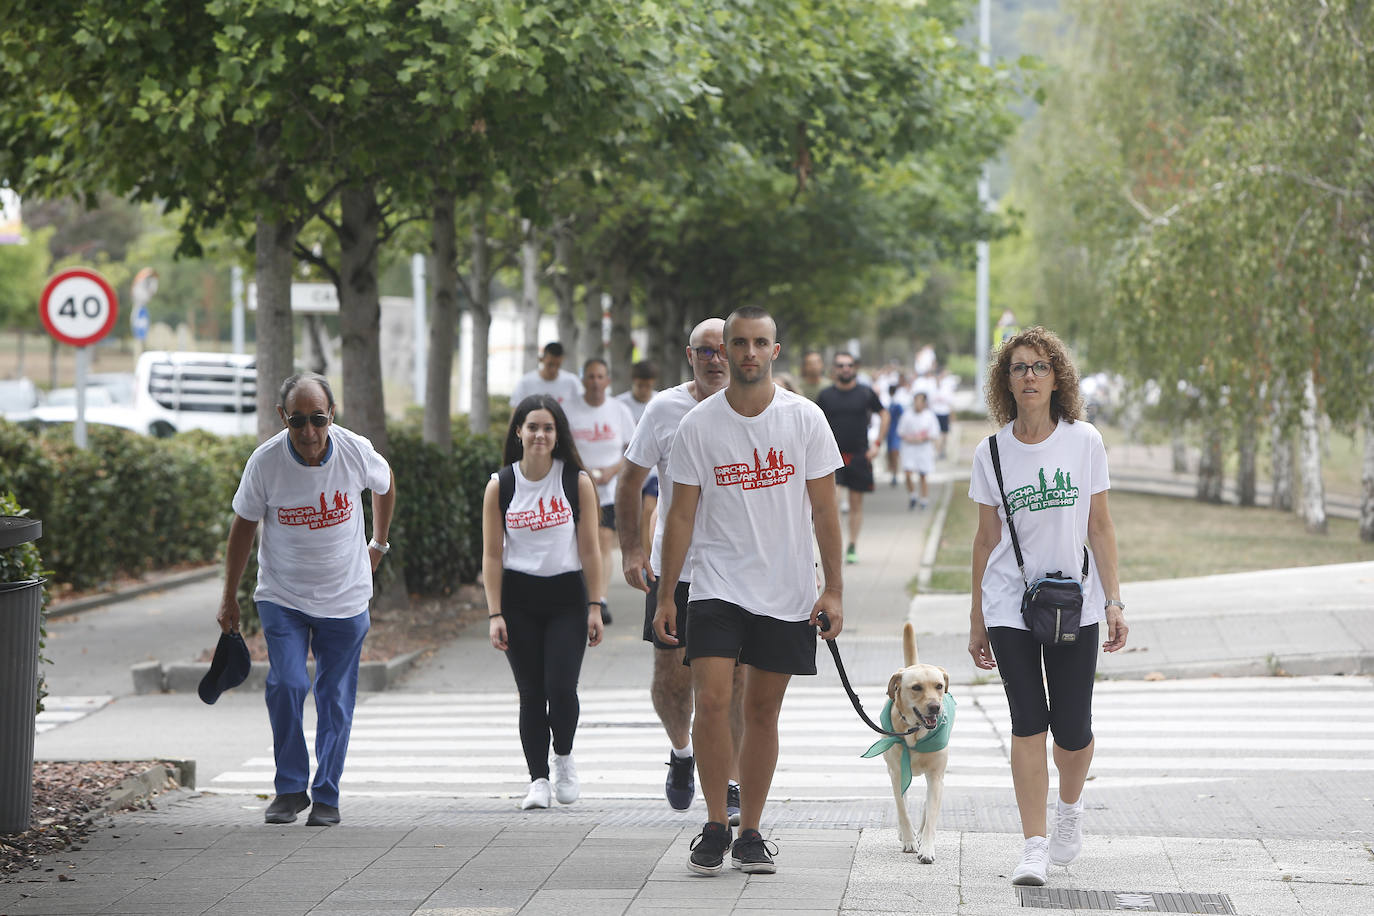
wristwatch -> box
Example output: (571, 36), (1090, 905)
(590, 599), (607, 611)
(368, 538), (390, 554)
(1105, 598), (1125, 611)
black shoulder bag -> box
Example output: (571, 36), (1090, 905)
(987, 434), (1088, 647)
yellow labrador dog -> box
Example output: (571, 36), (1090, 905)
(866, 622), (952, 863)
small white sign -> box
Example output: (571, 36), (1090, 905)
(246, 282), (340, 313)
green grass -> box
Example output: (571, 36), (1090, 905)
(927, 489), (1374, 591)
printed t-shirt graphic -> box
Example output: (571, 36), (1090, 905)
(497, 458), (582, 577)
(967, 420), (1110, 631)
(668, 388), (842, 622)
(623, 383), (700, 579)
(232, 426), (391, 619)
(563, 396), (635, 506)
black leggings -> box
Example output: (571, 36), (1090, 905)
(988, 623), (1099, 751)
(502, 570), (589, 780)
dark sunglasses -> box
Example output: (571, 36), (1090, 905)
(286, 412), (331, 429)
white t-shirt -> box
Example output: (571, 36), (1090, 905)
(497, 459), (583, 577)
(511, 369), (584, 406)
(931, 374), (957, 416)
(232, 427), (392, 619)
(968, 420), (1111, 631)
(898, 408), (940, 472)
(669, 387), (843, 621)
(615, 389), (653, 425)
(624, 383), (699, 580)
(564, 396), (635, 506)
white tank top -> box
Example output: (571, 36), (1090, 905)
(499, 459), (582, 577)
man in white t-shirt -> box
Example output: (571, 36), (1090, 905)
(511, 341), (584, 406)
(614, 359), (658, 424)
(616, 318), (746, 819)
(563, 358), (635, 624)
(217, 372), (396, 828)
(656, 306), (844, 877)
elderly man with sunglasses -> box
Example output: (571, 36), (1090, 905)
(216, 372), (396, 827)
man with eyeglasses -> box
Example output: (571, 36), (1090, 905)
(816, 352), (889, 565)
(615, 318), (746, 819)
(217, 372), (396, 828)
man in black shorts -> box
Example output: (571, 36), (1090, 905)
(817, 352), (888, 565)
(616, 319), (746, 819)
(655, 306), (845, 876)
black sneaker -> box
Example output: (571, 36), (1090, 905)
(264, 791), (310, 824)
(688, 821), (732, 875)
(665, 752), (695, 811)
(731, 828), (778, 874)
(726, 783), (741, 827)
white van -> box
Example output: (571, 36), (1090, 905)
(132, 351), (257, 437)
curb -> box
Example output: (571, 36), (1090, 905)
(916, 480), (953, 594)
(1099, 652), (1374, 683)
(86, 759), (196, 823)
(47, 566), (220, 621)
(134, 649), (426, 695)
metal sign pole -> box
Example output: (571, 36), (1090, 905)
(74, 345), (89, 448)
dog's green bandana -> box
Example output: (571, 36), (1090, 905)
(860, 693), (956, 794)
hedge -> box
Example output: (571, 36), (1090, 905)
(0, 417), (503, 601)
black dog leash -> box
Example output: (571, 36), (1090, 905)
(817, 611), (921, 738)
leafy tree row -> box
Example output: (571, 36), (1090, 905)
(3, 1), (1021, 449)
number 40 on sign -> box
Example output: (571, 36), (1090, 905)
(40, 268), (119, 348)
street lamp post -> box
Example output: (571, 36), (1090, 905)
(974, 0), (992, 405)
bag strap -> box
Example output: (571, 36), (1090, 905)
(987, 434), (1088, 586)
(562, 460), (581, 527)
(498, 464), (516, 530)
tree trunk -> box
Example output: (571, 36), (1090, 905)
(424, 188), (458, 450)
(1170, 432), (1189, 473)
(519, 219), (541, 373)
(1297, 368), (1326, 534)
(1196, 422), (1224, 503)
(1236, 415), (1257, 507)
(1361, 404), (1374, 542)
(655, 293), (680, 387)
(468, 204), (492, 434)
(303, 315), (328, 375)
(552, 223), (578, 364)
(337, 182), (388, 456)
(583, 280), (604, 362)
(254, 213), (297, 443)
(608, 254), (633, 392)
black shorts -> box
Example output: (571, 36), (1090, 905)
(642, 474), (660, 499)
(599, 503), (616, 531)
(642, 578), (690, 650)
(685, 598), (816, 675)
(936, 413), (950, 433)
(836, 453), (875, 492)
(988, 623), (1099, 751)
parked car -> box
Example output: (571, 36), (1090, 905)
(133, 351), (257, 437)
(0, 378), (41, 422)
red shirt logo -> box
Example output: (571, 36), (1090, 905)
(715, 447), (795, 490)
(279, 491), (353, 529)
(507, 496), (574, 530)
(573, 421), (619, 442)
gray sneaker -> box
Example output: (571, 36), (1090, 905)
(726, 783), (741, 827)
(688, 821), (732, 875)
(730, 828), (778, 874)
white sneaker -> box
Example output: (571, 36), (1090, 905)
(520, 778), (552, 810)
(552, 754), (580, 804)
(1049, 799), (1084, 865)
(1011, 835), (1049, 886)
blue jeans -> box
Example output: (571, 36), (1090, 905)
(258, 601), (370, 806)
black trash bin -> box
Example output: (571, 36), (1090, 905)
(0, 516), (43, 835)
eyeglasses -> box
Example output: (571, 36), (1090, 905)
(1010, 361), (1053, 379)
(286, 412), (331, 429)
(692, 346), (726, 362)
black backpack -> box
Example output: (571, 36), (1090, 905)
(497, 461), (582, 529)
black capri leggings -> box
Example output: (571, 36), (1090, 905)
(988, 623), (1099, 751)
(501, 569), (589, 780)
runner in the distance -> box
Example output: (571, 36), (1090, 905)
(655, 305), (845, 876)
(817, 352), (889, 565)
(615, 318), (745, 822)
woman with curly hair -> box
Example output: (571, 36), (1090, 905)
(966, 327), (1129, 887)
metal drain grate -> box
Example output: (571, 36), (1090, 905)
(1018, 888), (1236, 913)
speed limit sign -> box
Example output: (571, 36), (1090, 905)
(40, 268), (119, 347)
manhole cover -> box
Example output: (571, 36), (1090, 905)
(1018, 888), (1235, 913)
